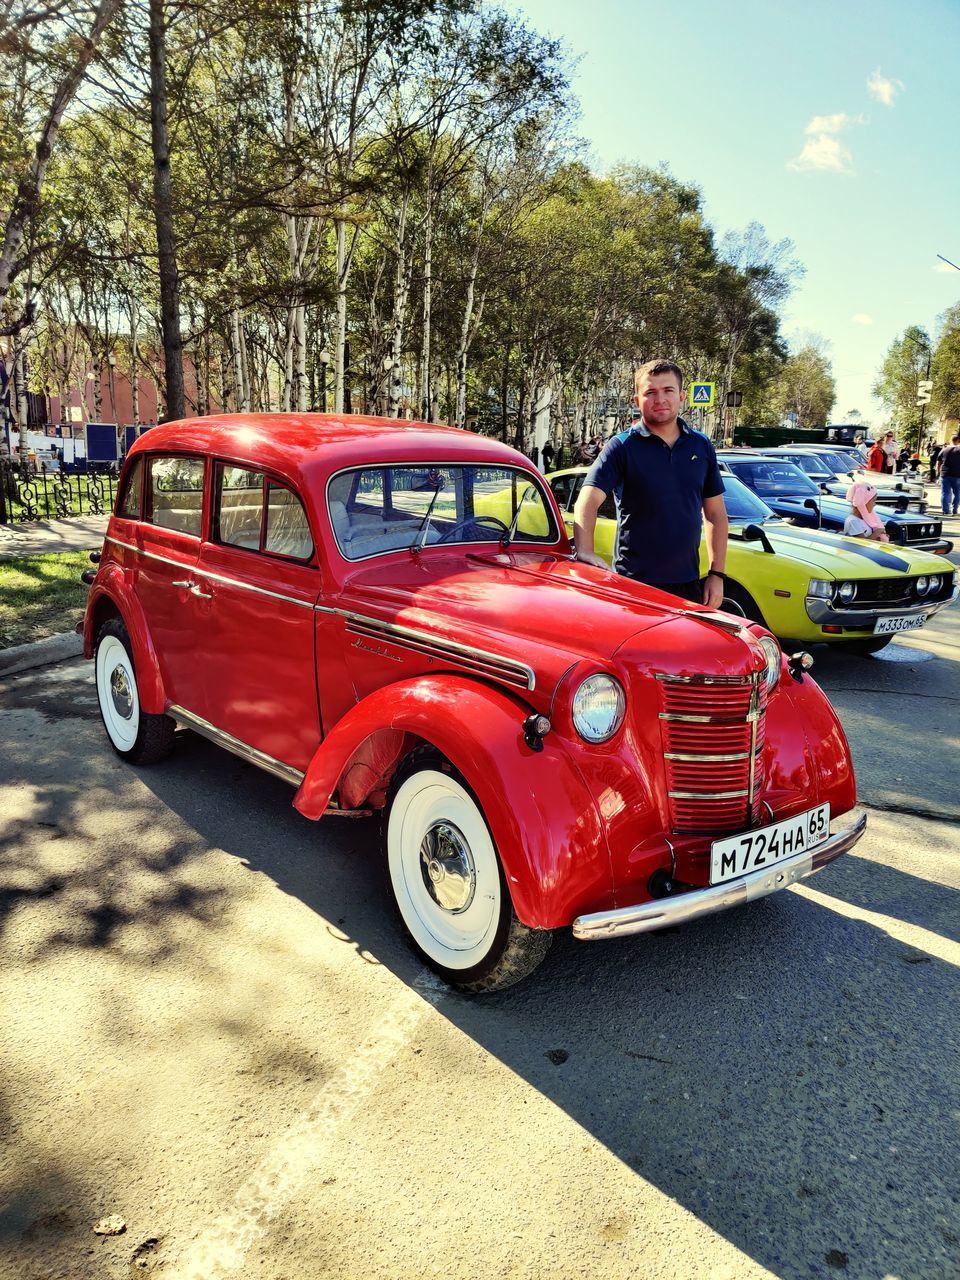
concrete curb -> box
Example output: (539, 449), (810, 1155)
(0, 631), (84, 677)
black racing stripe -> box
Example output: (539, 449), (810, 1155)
(770, 524), (911, 572)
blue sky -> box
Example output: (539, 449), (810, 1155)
(509, 0), (960, 425)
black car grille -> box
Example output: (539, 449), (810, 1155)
(834, 575), (953, 609)
(898, 521), (942, 544)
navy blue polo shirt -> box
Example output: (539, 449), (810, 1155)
(584, 418), (724, 584)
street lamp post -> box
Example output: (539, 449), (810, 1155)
(903, 334), (932, 456)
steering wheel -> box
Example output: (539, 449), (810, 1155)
(436, 515), (509, 543)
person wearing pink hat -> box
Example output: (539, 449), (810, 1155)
(844, 483), (890, 541)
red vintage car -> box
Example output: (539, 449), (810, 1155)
(84, 414), (866, 991)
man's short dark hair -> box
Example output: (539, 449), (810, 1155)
(636, 359), (684, 389)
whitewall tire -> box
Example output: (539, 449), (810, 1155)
(95, 619), (175, 765)
(386, 761), (551, 992)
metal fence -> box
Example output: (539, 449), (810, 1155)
(0, 460), (117, 524)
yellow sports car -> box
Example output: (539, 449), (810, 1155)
(547, 468), (958, 653)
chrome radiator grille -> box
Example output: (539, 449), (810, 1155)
(657, 672), (767, 835)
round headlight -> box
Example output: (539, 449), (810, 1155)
(572, 674), (626, 743)
(836, 581), (856, 603)
(758, 635), (782, 693)
(915, 575), (929, 597)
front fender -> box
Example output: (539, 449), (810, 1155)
(294, 675), (614, 929)
(83, 568), (167, 715)
(762, 671), (857, 820)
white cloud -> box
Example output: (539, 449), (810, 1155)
(934, 261), (959, 273)
(806, 112), (863, 135)
(788, 134), (854, 173)
(850, 313), (873, 325)
(867, 68), (904, 106)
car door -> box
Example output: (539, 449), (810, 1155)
(192, 461), (322, 774)
(133, 453), (211, 717)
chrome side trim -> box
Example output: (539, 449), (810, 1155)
(668, 788), (749, 800)
(105, 536), (315, 610)
(572, 812), (868, 941)
(167, 704), (305, 786)
(343, 614), (534, 690)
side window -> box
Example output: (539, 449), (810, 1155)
(216, 465), (264, 550)
(147, 456), (204, 536)
(117, 456), (143, 519)
(549, 474), (575, 511)
(265, 484), (314, 560)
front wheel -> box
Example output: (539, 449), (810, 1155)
(843, 635), (892, 655)
(386, 762), (551, 992)
(95, 618), (175, 764)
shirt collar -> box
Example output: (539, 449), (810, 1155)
(628, 415), (692, 438)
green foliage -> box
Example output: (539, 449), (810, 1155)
(931, 303), (960, 422)
(872, 325), (931, 437)
(770, 344), (836, 429)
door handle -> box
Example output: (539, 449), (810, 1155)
(172, 579), (213, 599)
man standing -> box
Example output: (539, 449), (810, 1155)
(938, 434), (960, 516)
(573, 359), (728, 607)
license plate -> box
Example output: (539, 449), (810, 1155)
(874, 614), (927, 635)
(710, 804), (830, 885)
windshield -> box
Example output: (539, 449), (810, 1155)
(721, 474), (777, 523)
(725, 458), (820, 496)
(327, 464), (559, 560)
(774, 452), (825, 477)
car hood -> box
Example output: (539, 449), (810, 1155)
(734, 523), (948, 577)
(337, 549), (760, 675)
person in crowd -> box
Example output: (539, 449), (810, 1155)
(866, 437), (887, 473)
(541, 439), (555, 472)
(844, 483), (890, 542)
(938, 434), (960, 516)
(928, 441), (943, 483)
(573, 359), (727, 607)
(881, 431), (900, 473)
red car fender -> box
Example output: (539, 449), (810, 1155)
(83, 569), (167, 715)
(293, 675), (615, 929)
(762, 673), (857, 819)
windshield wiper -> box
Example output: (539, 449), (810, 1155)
(500, 483), (537, 550)
(410, 479), (444, 556)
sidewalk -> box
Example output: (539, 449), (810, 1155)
(0, 514), (109, 557)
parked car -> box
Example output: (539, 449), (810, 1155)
(717, 453), (952, 554)
(547, 467), (958, 652)
(84, 414), (867, 992)
(766, 447), (926, 508)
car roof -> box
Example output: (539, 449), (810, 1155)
(126, 413), (533, 486)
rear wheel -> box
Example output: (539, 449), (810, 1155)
(385, 758), (551, 992)
(95, 619), (175, 764)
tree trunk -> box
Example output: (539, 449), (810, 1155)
(129, 299), (140, 426)
(334, 221), (349, 413)
(148, 0), (185, 421)
(419, 195), (434, 419)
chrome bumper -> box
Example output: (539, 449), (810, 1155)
(572, 811), (867, 941)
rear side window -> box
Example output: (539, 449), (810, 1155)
(117, 457), (143, 519)
(217, 465), (264, 549)
(213, 463), (314, 561)
(147, 457), (205, 536)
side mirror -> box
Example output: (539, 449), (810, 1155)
(803, 498), (820, 512)
(896, 496), (908, 512)
(743, 523), (775, 554)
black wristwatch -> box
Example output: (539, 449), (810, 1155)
(706, 569), (725, 580)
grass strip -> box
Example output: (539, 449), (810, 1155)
(0, 552), (90, 649)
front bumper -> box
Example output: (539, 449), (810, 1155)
(572, 811), (867, 941)
(804, 582), (958, 630)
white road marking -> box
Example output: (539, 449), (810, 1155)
(167, 971), (446, 1279)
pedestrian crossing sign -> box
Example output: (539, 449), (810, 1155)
(690, 382), (715, 408)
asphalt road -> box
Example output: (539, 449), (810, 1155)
(1, 602), (958, 1279)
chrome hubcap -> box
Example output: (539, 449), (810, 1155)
(110, 665), (133, 719)
(419, 821), (476, 913)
